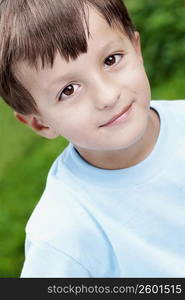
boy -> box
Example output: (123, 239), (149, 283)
(0, 0), (185, 277)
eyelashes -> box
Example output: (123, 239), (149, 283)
(58, 53), (123, 101)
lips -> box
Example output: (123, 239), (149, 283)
(100, 102), (133, 127)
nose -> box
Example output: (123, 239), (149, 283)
(91, 73), (121, 110)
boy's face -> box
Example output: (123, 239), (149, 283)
(16, 8), (151, 153)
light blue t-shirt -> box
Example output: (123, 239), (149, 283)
(21, 100), (185, 278)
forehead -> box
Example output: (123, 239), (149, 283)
(15, 7), (131, 89)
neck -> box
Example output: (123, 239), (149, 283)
(75, 108), (160, 170)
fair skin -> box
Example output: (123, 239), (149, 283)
(15, 8), (160, 170)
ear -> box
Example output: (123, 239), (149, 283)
(14, 111), (59, 139)
(133, 32), (143, 63)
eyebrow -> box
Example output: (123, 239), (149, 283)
(50, 38), (125, 88)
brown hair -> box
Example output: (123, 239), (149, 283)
(0, 0), (135, 115)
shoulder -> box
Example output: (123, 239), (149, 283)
(24, 179), (116, 276)
(23, 144), (120, 276)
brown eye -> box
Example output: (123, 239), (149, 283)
(59, 84), (79, 101)
(63, 85), (74, 96)
(105, 55), (116, 66)
(104, 54), (123, 67)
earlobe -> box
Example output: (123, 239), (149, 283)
(14, 111), (59, 139)
(31, 116), (48, 131)
(30, 116), (59, 139)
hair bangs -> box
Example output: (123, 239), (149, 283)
(1, 0), (90, 70)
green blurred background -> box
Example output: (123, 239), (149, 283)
(0, 0), (185, 277)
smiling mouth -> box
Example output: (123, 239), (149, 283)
(99, 102), (133, 127)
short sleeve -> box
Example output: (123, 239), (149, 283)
(20, 239), (91, 278)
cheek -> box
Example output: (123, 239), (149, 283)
(58, 122), (93, 147)
(122, 59), (150, 92)
(46, 107), (91, 136)
(131, 68), (151, 100)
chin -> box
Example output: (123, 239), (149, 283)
(103, 117), (148, 152)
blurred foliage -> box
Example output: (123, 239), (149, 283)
(125, 0), (185, 85)
(0, 0), (185, 277)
